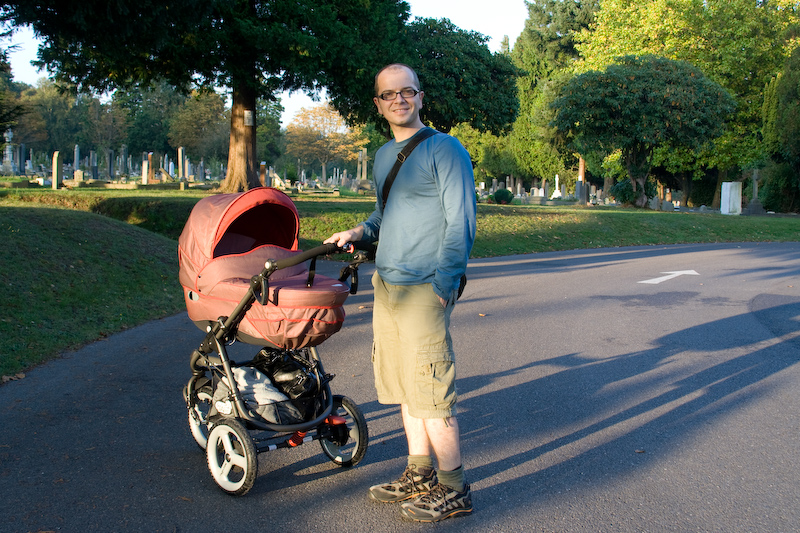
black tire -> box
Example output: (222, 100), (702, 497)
(206, 418), (257, 496)
(319, 395), (368, 467)
(188, 385), (214, 450)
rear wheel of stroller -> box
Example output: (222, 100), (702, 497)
(206, 418), (257, 496)
(188, 385), (213, 450)
(319, 395), (368, 467)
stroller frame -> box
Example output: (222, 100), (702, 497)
(184, 242), (371, 495)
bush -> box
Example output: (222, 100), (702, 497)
(761, 161), (800, 212)
(493, 188), (514, 204)
(609, 178), (656, 206)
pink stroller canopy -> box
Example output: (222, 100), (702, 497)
(179, 187), (299, 287)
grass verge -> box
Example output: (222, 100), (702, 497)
(1, 202), (182, 376)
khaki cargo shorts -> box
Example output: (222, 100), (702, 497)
(371, 271), (457, 419)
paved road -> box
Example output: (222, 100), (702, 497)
(2, 242), (799, 532)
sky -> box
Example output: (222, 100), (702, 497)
(6, 0), (529, 126)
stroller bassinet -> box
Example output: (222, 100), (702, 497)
(178, 187), (350, 349)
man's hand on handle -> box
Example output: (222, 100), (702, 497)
(324, 226), (365, 249)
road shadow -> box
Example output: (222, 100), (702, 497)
(452, 295), (800, 520)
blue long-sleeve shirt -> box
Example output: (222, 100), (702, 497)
(360, 129), (476, 301)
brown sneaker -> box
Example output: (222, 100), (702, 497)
(368, 465), (437, 503)
(399, 482), (473, 522)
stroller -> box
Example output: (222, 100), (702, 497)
(178, 187), (370, 495)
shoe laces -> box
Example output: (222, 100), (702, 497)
(416, 482), (449, 505)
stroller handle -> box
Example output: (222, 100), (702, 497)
(268, 242), (342, 272)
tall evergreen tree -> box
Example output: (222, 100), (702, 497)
(509, 0), (600, 182)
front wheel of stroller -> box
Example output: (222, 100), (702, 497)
(319, 395), (368, 467)
(188, 385), (213, 450)
(206, 418), (257, 496)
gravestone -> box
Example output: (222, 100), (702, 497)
(551, 175), (562, 199)
(74, 144), (80, 171)
(744, 170), (766, 215)
(148, 152), (155, 183)
(141, 153), (149, 185)
(89, 150), (98, 180)
(177, 147), (185, 179)
(51, 151), (62, 189)
(3, 130), (14, 174)
(120, 145), (129, 175)
(721, 182), (742, 215)
(106, 149), (115, 179)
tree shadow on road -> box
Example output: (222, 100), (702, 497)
(455, 295), (800, 519)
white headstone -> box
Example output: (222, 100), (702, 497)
(721, 182), (742, 215)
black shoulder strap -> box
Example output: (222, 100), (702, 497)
(381, 127), (438, 210)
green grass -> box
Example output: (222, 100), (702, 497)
(1, 202), (182, 376)
(1, 187), (799, 377)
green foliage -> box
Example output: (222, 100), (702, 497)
(451, 123), (522, 184)
(513, 0), (600, 80)
(493, 188), (514, 204)
(167, 90), (230, 161)
(577, 0), (796, 172)
(608, 177), (656, 205)
(112, 82), (186, 156)
(5, 0), (411, 190)
(763, 47), (800, 169)
(400, 18), (520, 136)
(257, 100), (284, 165)
(760, 161), (800, 213)
(760, 45), (800, 213)
(552, 54), (736, 206)
(0, 53), (25, 133)
(508, 1), (599, 180)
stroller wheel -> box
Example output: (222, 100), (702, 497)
(206, 418), (257, 496)
(188, 385), (214, 450)
(319, 395), (368, 467)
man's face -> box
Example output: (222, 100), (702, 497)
(373, 66), (424, 130)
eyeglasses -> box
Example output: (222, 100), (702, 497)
(377, 88), (420, 101)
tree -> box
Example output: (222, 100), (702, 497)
(12, 79), (85, 160)
(509, 0), (600, 182)
(396, 18), (519, 136)
(256, 99), (283, 165)
(112, 82), (186, 156)
(450, 122), (521, 186)
(3, 0), (410, 191)
(168, 90), (229, 161)
(761, 46), (800, 211)
(576, 0), (798, 202)
(0, 49), (24, 134)
(552, 55), (736, 207)
(285, 103), (367, 182)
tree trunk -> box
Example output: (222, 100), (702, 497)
(711, 167), (727, 210)
(220, 81), (260, 193)
(680, 172), (692, 207)
(624, 144), (652, 208)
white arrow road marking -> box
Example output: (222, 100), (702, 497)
(638, 270), (700, 284)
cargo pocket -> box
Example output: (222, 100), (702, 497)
(415, 344), (456, 412)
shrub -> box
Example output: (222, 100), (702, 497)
(609, 178), (656, 206)
(493, 188), (513, 204)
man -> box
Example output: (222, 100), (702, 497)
(325, 63), (476, 522)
